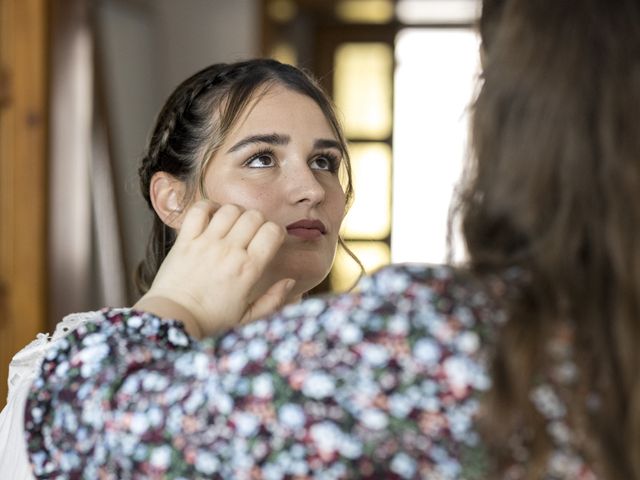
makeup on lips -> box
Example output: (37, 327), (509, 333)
(286, 219), (327, 240)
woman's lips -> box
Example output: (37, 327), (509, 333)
(286, 219), (327, 240)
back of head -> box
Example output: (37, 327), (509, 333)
(460, 0), (640, 476)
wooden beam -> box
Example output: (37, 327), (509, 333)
(0, 0), (48, 409)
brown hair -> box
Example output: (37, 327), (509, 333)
(458, 0), (640, 476)
(136, 59), (357, 294)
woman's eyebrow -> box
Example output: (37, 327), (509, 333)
(226, 133), (290, 153)
(314, 139), (341, 150)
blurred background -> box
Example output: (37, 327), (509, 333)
(0, 0), (480, 407)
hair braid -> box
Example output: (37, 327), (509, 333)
(138, 67), (234, 208)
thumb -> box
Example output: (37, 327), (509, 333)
(241, 279), (296, 325)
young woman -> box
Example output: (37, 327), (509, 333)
(0, 59), (355, 478)
(132, 60), (356, 336)
(19, 0), (640, 477)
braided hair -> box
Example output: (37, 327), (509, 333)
(135, 59), (355, 294)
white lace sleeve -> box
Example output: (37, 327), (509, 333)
(0, 310), (105, 479)
(6, 311), (104, 398)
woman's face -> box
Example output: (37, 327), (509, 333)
(202, 85), (347, 300)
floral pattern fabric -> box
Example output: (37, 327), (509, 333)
(23, 265), (581, 479)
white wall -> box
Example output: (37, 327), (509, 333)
(154, 0), (259, 98)
(96, 0), (259, 302)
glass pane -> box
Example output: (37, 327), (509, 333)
(334, 43), (393, 139)
(331, 241), (390, 292)
(392, 28), (480, 264)
(270, 42), (297, 66)
(336, 0), (394, 24)
(267, 0), (298, 23)
(341, 142), (391, 239)
(396, 0), (480, 24)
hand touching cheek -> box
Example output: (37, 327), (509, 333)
(134, 200), (296, 338)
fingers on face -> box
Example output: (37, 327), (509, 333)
(203, 204), (246, 240)
(224, 209), (271, 249)
(176, 200), (220, 243)
(180, 202), (285, 265)
(246, 220), (285, 265)
(205, 206), (283, 251)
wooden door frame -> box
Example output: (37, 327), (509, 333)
(0, 0), (48, 409)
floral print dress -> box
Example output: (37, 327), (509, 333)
(23, 265), (588, 479)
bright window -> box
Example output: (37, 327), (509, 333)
(392, 28), (480, 264)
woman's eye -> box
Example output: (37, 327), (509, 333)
(246, 154), (275, 168)
(310, 155), (335, 171)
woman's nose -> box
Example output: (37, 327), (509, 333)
(287, 167), (326, 206)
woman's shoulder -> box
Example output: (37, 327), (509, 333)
(357, 263), (507, 316)
(0, 310), (110, 480)
(359, 263), (476, 290)
(235, 264), (507, 348)
(6, 310), (112, 399)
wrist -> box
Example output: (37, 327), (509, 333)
(133, 295), (204, 339)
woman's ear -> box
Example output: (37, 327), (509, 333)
(149, 172), (188, 228)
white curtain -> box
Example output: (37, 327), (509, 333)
(49, 0), (126, 328)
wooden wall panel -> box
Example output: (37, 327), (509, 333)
(0, 0), (48, 409)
